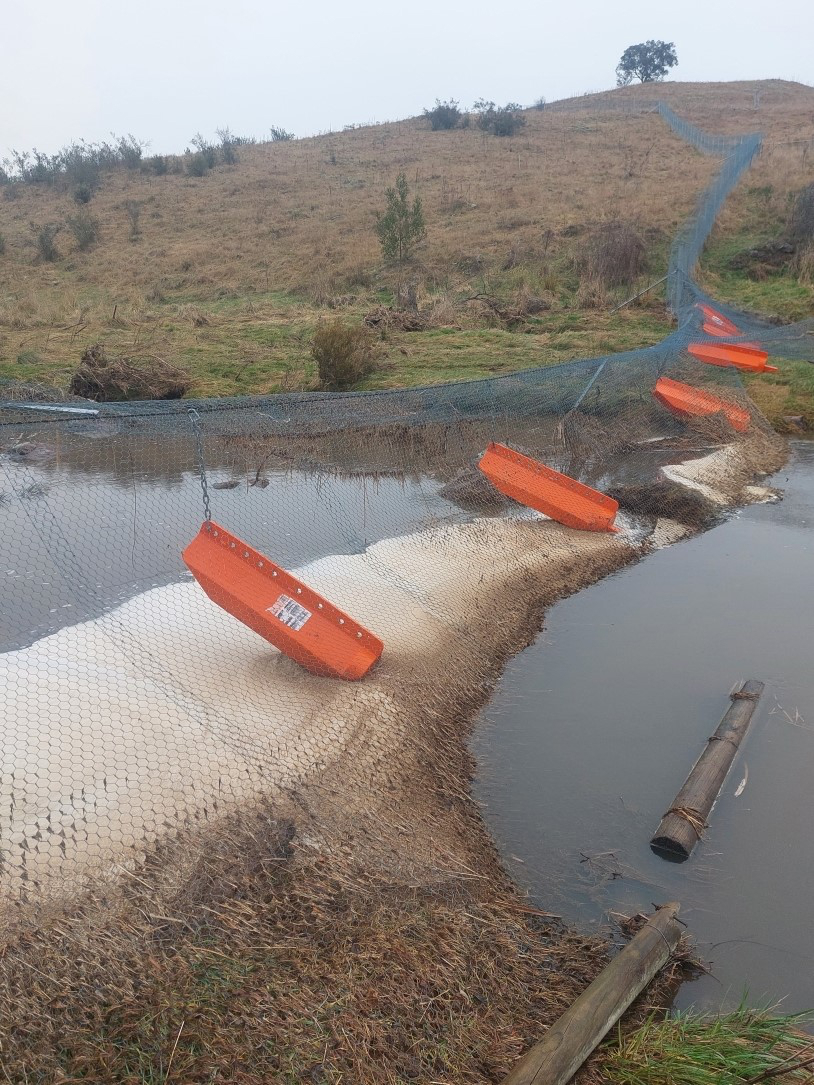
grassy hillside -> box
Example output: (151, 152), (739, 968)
(0, 80), (811, 412)
(553, 81), (814, 428)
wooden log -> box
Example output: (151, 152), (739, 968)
(650, 680), (763, 861)
(501, 903), (683, 1085)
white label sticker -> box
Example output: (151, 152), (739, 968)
(268, 593), (312, 631)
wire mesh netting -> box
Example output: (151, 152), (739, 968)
(0, 101), (809, 907)
(0, 103), (812, 1085)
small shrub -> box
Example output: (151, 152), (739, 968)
(191, 133), (218, 169)
(73, 182), (95, 204)
(534, 96), (547, 110)
(186, 152), (209, 177)
(66, 209), (100, 251)
(115, 135), (144, 169)
(0, 232), (5, 255)
(31, 222), (61, 262)
(423, 99), (462, 131)
(216, 127), (240, 165)
(492, 107), (526, 138)
(149, 155), (169, 176)
(583, 221), (647, 287)
(472, 100), (526, 137)
(375, 172), (426, 266)
(312, 320), (375, 390)
(269, 126), (295, 142)
(789, 182), (814, 245)
(125, 200), (141, 240)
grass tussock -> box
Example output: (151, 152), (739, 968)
(312, 317), (376, 389)
(600, 1006), (814, 1085)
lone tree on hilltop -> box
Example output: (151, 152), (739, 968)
(616, 40), (678, 85)
(375, 172), (426, 299)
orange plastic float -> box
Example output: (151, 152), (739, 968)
(183, 521), (383, 680)
(478, 442), (618, 532)
(695, 302), (741, 338)
(653, 377), (750, 432)
(688, 341), (778, 374)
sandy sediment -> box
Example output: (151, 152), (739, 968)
(0, 516), (633, 898)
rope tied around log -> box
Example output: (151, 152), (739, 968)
(662, 805), (708, 839)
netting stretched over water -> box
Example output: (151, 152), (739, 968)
(0, 101), (807, 912)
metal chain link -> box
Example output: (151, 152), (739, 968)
(187, 408), (212, 524)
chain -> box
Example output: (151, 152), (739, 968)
(187, 408), (212, 524)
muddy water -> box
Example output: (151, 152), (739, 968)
(0, 425), (695, 650)
(0, 439), (465, 649)
(473, 441), (814, 1015)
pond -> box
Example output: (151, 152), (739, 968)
(473, 441), (814, 1015)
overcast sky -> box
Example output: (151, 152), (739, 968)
(2, 0), (811, 158)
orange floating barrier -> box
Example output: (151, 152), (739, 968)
(703, 320), (736, 338)
(695, 302), (741, 337)
(183, 521), (383, 680)
(653, 377), (750, 433)
(478, 442), (618, 532)
(688, 341), (778, 374)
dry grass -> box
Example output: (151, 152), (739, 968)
(556, 81), (814, 320)
(0, 96), (726, 396)
(2, 80), (811, 399)
(3, 80), (810, 399)
(0, 799), (692, 1085)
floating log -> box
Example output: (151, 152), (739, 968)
(651, 680), (763, 861)
(501, 903), (683, 1085)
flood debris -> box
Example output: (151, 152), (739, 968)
(69, 343), (191, 402)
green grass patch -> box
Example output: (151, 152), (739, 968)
(700, 260), (813, 323)
(746, 356), (814, 429)
(700, 186), (813, 322)
(359, 309), (671, 390)
(601, 1006), (813, 1085)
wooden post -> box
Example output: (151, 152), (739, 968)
(651, 680), (763, 861)
(501, 903), (683, 1085)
